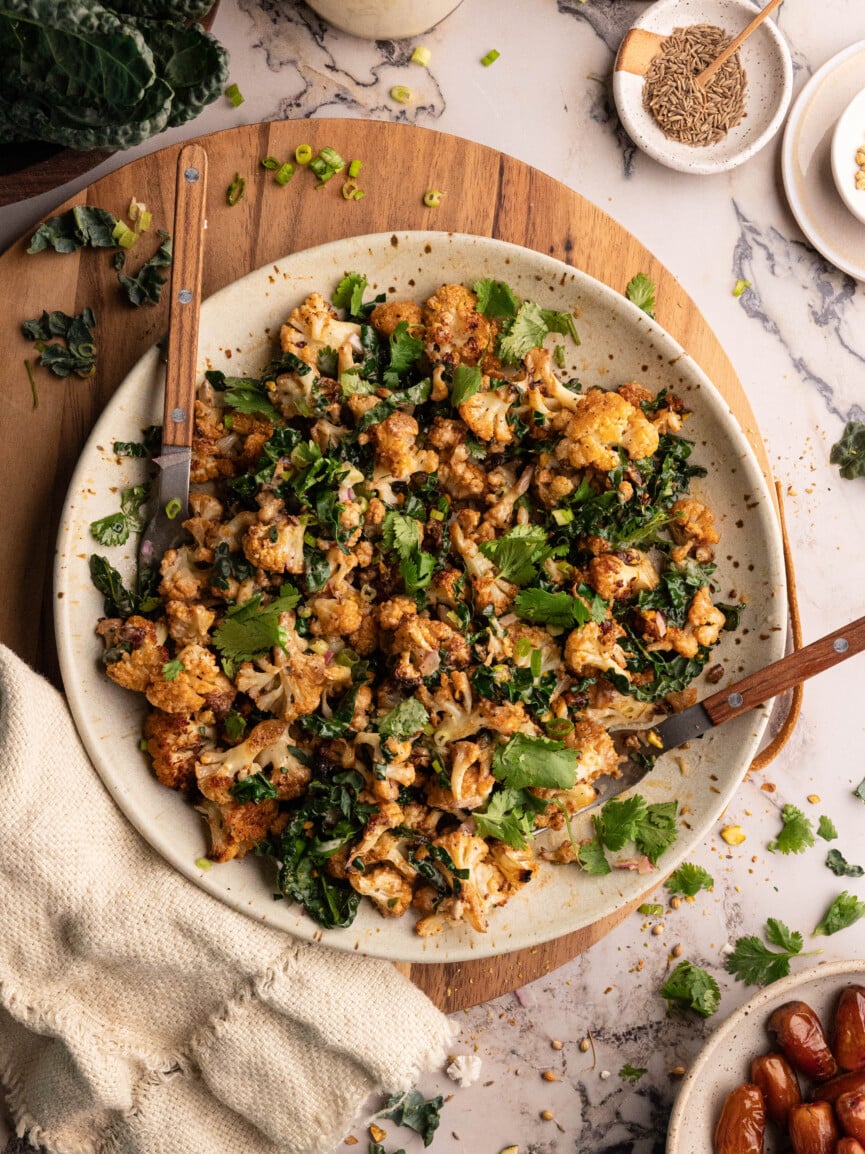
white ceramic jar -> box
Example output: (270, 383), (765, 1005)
(305, 0), (464, 39)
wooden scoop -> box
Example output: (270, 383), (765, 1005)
(616, 0), (785, 80)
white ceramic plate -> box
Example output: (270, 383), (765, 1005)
(54, 231), (786, 963)
(782, 41), (865, 282)
(613, 0), (792, 175)
(667, 959), (865, 1153)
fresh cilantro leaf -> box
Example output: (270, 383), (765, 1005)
(815, 891), (865, 936)
(725, 918), (820, 987)
(388, 321), (423, 373)
(830, 421), (865, 480)
(90, 512), (130, 547)
(594, 795), (648, 853)
(230, 772), (279, 803)
(117, 230), (173, 306)
(660, 961), (720, 1018)
(619, 1064), (648, 1083)
(578, 837), (612, 876)
(382, 510), (435, 595)
(826, 849), (864, 878)
(634, 801), (678, 865)
(333, 271), (367, 317)
(450, 363), (482, 408)
(340, 369), (377, 397)
(539, 308), (579, 345)
(497, 300), (549, 364)
(473, 278), (520, 318)
(212, 597), (289, 662)
(817, 815), (838, 841)
(162, 659), (184, 681)
(513, 588), (599, 629)
(665, 863), (714, 897)
(223, 710), (247, 742)
(382, 1090), (443, 1148)
(625, 273), (657, 318)
(379, 698), (429, 739)
(767, 805), (815, 855)
(474, 787), (545, 850)
(492, 733), (578, 791)
(480, 523), (559, 586)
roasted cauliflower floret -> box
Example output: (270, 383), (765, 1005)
(659, 586), (727, 659)
(390, 614), (471, 685)
(369, 300), (423, 337)
(159, 546), (212, 603)
(458, 385), (516, 444)
(488, 840), (539, 894)
(196, 719), (310, 805)
(564, 617), (630, 680)
(424, 283), (496, 368)
(165, 600), (216, 647)
(280, 291), (362, 369)
(241, 516), (305, 574)
(556, 389), (659, 471)
(413, 828), (505, 935)
(588, 549), (659, 601)
(670, 497), (720, 560)
(425, 741), (496, 812)
(349, 864), (414, 918)
(450, 514), (518, 615)
(143, 708), (217, 791)
(97, 615), (168, 693)
(427, 416), (487, 499)
(145, 642), (236, 716)
(196, 796), (281, 863)
(372, 411), (438, 481)
(234, 616), (342, 722)
(309, 595), (364, 638)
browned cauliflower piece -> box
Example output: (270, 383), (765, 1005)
(145, 643), (236, 716)
(389, 613), (470, 686)
(281, 292), (362, 364)
(196, 796), (281, 863)
(555, 389), (659, 471)
(165, 601), (216, 647)
(369, 300), (424, 337)
(97, 616), (168, 693)
(564, 618), (630, 680)
(657, 587), (727, 659)
(372, 411), (438, 481)
(241, 515), (305, 574)
(159, 546), (212, 604)
(425, 741), (495, 812)
(309, 595), (364, 638)
(196, 719), (310, 806)
(413, 828), (504, 935)
(349, 864), (414, 918)
(531, 720), (618, 829)
(427, 416), (487, 499)
(488, 841), (539, 895)
(143, 708), (217, 791)
(458, 385), (516, 444)
(423, 283), (496, 368)
(450, 511), (518, 615)
(588, 549), (659, 601)
(234, 616), (345, 723)
(670, 497), (720, 563)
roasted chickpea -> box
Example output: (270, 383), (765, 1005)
(834, 988), (865, 1072)
(751, 1051), (801, 1126)
(714, 1083), (766, 1154)
(788, 1101), (840, 1154)
(769, 1001), (839, 1082)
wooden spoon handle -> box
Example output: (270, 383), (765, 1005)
(696, 0), (785, 88)
(701, 614), (865, 727)
(162, 142), (208, 449)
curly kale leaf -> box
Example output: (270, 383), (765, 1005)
(22, 307), (97, 378)
(117, 229), (172, 306)
(830, 421), (865, 480)
(27, 207), (119, 254)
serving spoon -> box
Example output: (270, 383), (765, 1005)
(587, 611), (865, 810)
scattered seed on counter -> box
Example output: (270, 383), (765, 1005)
(541, 1070), (557, 1082)
(670, 895), (683, 910)
(579, 1038), (591, 1053)
(807, 793), (821, 804)
(651, 923), (665, 936)
(670, 1065), (687, 1077)
(671, 943), (683, 958)
(500, 1146), (519, 1154)
(550, 1039), (564, 1050)
(540, 1110), (555, 1121)
(344, 1138), (358, 1147)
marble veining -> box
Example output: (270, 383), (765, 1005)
(2, 2), (865, 1152)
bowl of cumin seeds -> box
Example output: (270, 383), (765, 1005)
(613, 0), (793, 175)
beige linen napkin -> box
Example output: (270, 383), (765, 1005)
(0, 645), (454, 1154)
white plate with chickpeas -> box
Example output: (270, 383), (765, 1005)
(53, 231), (786, 962)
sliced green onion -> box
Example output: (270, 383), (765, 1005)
(553, 344), (566, 368)
(309, 156), (329, 177)
(111, 220), (138, 249)
(530, 648), (542, 679)
(319, 146), (346, 172)
(411, 45), (431, 66)
(545, 717), (574, 739)
(165, 498), (182, 520)
(24, 359), (38, 410)
(341, 178), (361, 200)
(137, 209), (152, 232)
(309, 639), (329, 655)
(423, 189), (444, 208)
(351, 188), (366, 200)
(295, 144), (313, 165)
(429, 508), (444, 521)
(297, 606), (312, 618)
(481, 49), (500, 67)
(225, 82), (244, 107)
(733, 278), (751, 297)
(227, 173), (246, 206)
(348, 158), (362, 179)
(195, 857), (213, 871)
(303, 532), (317, 547)
(261, 155), (281, 170)
(139, 738), (148, 751)
(514, 637), (532, 660)
(275, 162), (295, 186)
(360, 583), (377, 603)
(638, 902), (664, 917)
(223, 412), (234, 430)
(314, 172), (335, 189)
(390, 85), (413, 104)
(552, 507), (574, 526)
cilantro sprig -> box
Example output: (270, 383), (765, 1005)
(767, 804), (815, 855)
(513, 586), (607, 629)
(814, 891), (865, 937)
(378, 697), (429, 739)
(382, 510), (436, 595)
(212, 587), (300, 663)
(479, 523), (562, 586)
(724, 919), (819, 987)
(492, 733), (579, 791)
(665, 863), (714, 897)
(660, 961), (720, 1018)
(90, 484), (149, 547)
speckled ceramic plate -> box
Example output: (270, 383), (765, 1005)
(783, 41), (865, 280)
(613, 0), (792, 175)
(667, 959), (865, 1153)
(831, 86), (865, 227)
(54, 231), (786, 963)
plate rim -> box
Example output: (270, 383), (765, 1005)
(54, 228), (787, 963)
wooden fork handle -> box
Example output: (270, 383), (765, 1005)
(701, 614), (865, 727)
(162, 143), (208, 450)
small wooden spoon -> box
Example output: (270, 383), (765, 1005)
(695, 0), (785, 87)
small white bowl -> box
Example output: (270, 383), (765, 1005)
(613, 0), (793, 175)
(666, 959), (865, 1153)
(831, 87), (865, 225)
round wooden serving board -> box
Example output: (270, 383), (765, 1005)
(0, 119), (776, 1011)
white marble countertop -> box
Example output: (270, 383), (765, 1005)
(3, 2), (865, 1152)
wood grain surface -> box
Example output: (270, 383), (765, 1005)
(0, 118), (778, 1011)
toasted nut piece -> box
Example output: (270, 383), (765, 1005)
(750, 1052), (801, 1127)
(837, 1089), (865, 1142)
(788, 1100), (839, 1154)
(721, 825), (746, 845)
(714, 1083), (766, 1154)
(768, 1001), (839, 1082)
(834, 987), (865, 1072)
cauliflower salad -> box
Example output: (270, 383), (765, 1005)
(92, 273), (738, 937)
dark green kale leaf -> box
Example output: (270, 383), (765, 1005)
(826, 849), (864, 878)
(22, 307), (97, 378)
(89, 554), (161, 618)
(830, 421), (865, 480)
(117, 230), (173, 306)
(382, 1090), (444, 1147)
(27, 207), (119, 254)
(230, 772), (279, 803)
